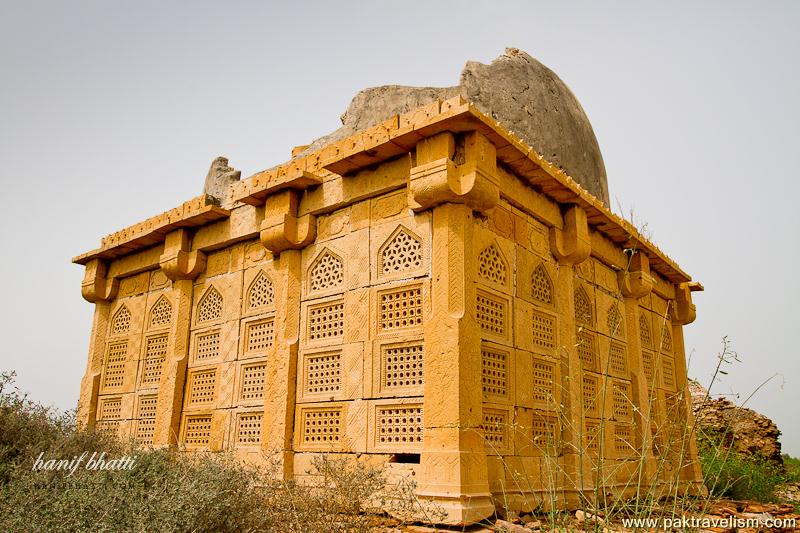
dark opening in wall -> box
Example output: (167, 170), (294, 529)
(389, 453), (420, 464)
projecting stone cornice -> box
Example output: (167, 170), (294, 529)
(72, 194), (229, 266)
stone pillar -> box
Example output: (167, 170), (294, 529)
(416, 202), (494, 524)
(258, 189), (315, 478)
(76, 258), (118, 429)
(619, 251), (659, 488)
(410, 130), (499, 524)
(153, 229), (206, 446)
(547, 205), (591, 507)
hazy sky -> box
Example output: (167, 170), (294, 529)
(1, 1), (798, 454)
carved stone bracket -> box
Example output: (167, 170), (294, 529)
(619, 250), (654, 298)
(549, 205), (591, 265)
(260, 189), (316, 254)
(81, 258), (119, 303)
(159, 228), (206, 281)
(672, 282), (697, 325)
(409, 131), (499, 214)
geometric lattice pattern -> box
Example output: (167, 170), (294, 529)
(660, 323), (673, 353)
(574, 287), (593, 326)
(532, 358), (556, 404)
(642, 350), (655, 384)
(240, 363), (266, 402)
(662, 356), (676, 389)
(607, 303), (625, 337)
(613, 424), (635, 456)
(237, 412), (263, 445)
(197, 287), (223, 323)
(149, 296), (172, 329)
(481, 346), (508, 398)
(304, 351), (341, 395)
(308, 301), (345, 342)
(380, 227), (423, 277)
(194, 331), (220, 361)
(609, 342), (628, 376)
(110, 305), (132, 335)
(382, 342), (424, 390)
(187, 369), (216, 405)
(532, 311), (556, 350)
(247, 271), (274, 311)
(378, 286), (423, 332)
(99, 397), (122, 420)
(531, 413), (558, 452)
(482, 409), (507, 451)
(576, 330), (598, 371)
(531, 264), (553, 305)
(245, 319), (274, 353)
(183, 415), (212, 447)
(103, 340), (128, 389)
(613, 381), (632, 420)
(301, 407), (342, 446)
(583, 375), (598, 417)
(141, 334), (167, 386)
(135, 395), (158, 445)
(639, 314), (652, 348)
(309, 251), (344, 293)
(376, 405), (423, 449)
(478, 244), (507, 287)
(585, 421), (601, 454)
(476, 291), (506, 338)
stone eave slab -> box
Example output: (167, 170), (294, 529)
(235, 96), (693, 285)
(72, 195), (230, 265)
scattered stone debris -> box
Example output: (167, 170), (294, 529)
(689, 380), (783, 466)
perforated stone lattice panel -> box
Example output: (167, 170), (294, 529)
(609, 342), (628, 376)
(662, 356), (676, 389)
(531, 264), (553, 305)
(574, 287), (593, 326)
(195, 331), (220, 362)
(639, 314), (652, 348)
(184, 415), (212, 446)
(149, 297), (172, 329)
(141, 334), (168, 386)
(237, 412), (263, 444)
(576, 330), (597, 371)
(476, 290), (507, 338)
(382, 342), (424, 390)
(612, 381), (632, 420)
(378, 286), (423, 332)
(582, 374), (598, 416)
(303, 351), (341, 395)
(642, 350), (655, 384)
(245, 319), (274, 353)
(660, 323), (673, 353)
(530, 413), (558, 453)
(187, 369), (217, 405)
(99, 397), (122, 420)
(478, 244), (508, 287)
(247, 271), (274, 311)
(614, 424), (635, 457)
(103, 340), (128, 389)
(531, 310), (556, 350)
(300, 407), (342, 447)
(607, 304), (625, 337)
(379, 227), (423, 277)
(376, 405), (423, 450)
(110, 305), (132, 335)
(532, 358), (556, 405)
(240, 363), (266, 402)
(481, 346), (508, 399)
(585, 421), (600, 454)
(197, 287), (223, 323)
(309, 251), (344, 293)
(307, 300), (345, 342)
(135, 395), (158, 445)
(481, 408), (508, 451)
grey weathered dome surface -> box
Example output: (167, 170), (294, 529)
(304, 48), (609, 205)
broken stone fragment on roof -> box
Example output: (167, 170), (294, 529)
(303, 47), (609, 205)
(202, 156), (241, 205)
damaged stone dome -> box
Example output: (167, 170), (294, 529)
(304, 48), (609, 205)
